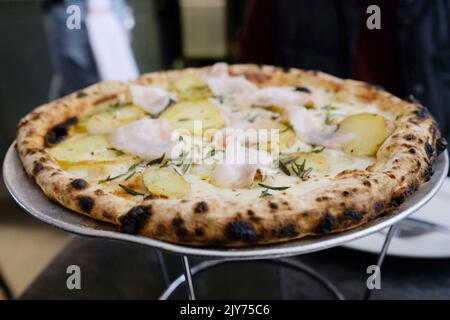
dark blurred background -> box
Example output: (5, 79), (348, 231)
(0, 0), (449, 298)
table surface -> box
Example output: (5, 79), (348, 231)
(20, 236), (450, 300)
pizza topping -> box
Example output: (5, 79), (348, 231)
(81, 104), (147, 134)
(248, 87), (311, 109)
(210, 140), (273, 188)
(286, 106), (353, 148)
(160, 99), (226, 135)
(109, 118), (175, 160)
(119, 184), (145, 196)
(337, 113), (389, 156)
(204, 63), (257, 96)
(142, 167), (190, 199)
(49, 134), (133, 166)
(129, 84), (172, 114)
(171, 75), (212, 101)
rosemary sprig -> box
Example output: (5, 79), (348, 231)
(124, 170), (136, 181)
(98, 173), (126, 184)
(107, 147), (125, 156)
(146, 153), (166, 166)
(205, 148), (220, 159)
(119, 184), (144, 196)
(258, 183), (291, 191)
(109, 102), (126, 109)
(98, 161), (142, 184)
(278, 160), (291, 176)
(311, 146), (325, 153)
(291, 159), (313, 181)
(259, 189), (272, 198)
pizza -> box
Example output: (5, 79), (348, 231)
(16, 63), (446, 247)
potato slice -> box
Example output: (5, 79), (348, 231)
(80, 104), (147, 134)
(142, 167), (190, 198)
(190, 164), (214, 181)
(253, 120), (296, 153)
(172, 75), (212, 101)
(159, 99), (226, 134)
(49, 134), (132, 166)
(280, 152), (329, 174)
(338, 113), (389, 156)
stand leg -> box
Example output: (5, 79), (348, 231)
(362, 223), (398, 300)
(159, 258), (344, 300)
(155, 250), (170, 287)
(181, 255), (196, 300)
(0, 269), (13, 299)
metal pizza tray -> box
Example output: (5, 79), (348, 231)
(3, 142), (448, 260)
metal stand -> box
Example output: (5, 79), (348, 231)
(158, 224), (399, 300)
(0, 269), (13, 300)
(155, 250), (170, 287)
(362, 224), (398, 300)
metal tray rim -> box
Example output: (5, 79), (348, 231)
(3, 142), (448, 260)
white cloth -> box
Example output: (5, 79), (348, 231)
(86, 0), (139, 81)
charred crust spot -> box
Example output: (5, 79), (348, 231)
(315, 213), (335, 234)
(436, 137), (447, 154)
(30, 112), (42, 121)
(226, 220), (257, 243)
(316, 196), (329, 202)
(363, 180), (371, 187)
(342, 191), (350, 197)
(32, 162), (44, 175)
(77, 196), (94, 213)
(269, 202), (278, 209)
(415, 106), (430, 119)
(425, 142), (433, 159)
(276, 224), (298, 238)
(408, 95), (430, 119)
(404, 134), (416, 141)
(423, 165), (434, 181)
(45, 117), (78, 146)
(70, 178), (88, 190)
(119, 205), (152, 234)
(193, 201), (209, 213)
(373, 201), (384, 213)
(390, 195), (405, 208)
(194, 227), (205, 237)
(294, 86), (311, 93)
(18, 119), (29, 128)
(176, 227), (189, 238)
(172, 217), (183, 227)
(76, 91), (87, 98)
(344, 210), (364, 222)
(247, 209), (255, 216)
(409, 148), (416, 154)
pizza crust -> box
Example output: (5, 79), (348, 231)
(16, 65), (446, 246)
